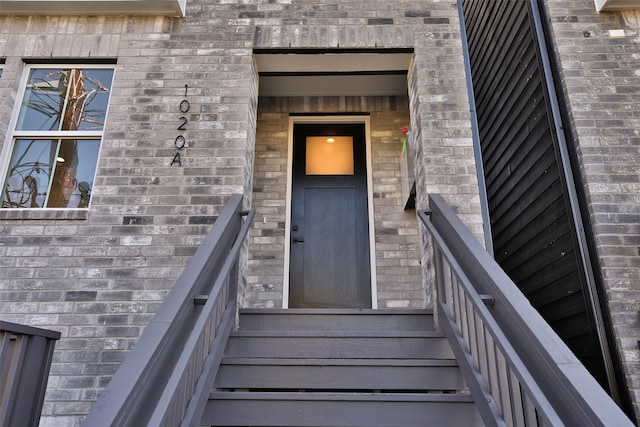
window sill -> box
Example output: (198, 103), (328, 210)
(0, 209), (88, 220)
(595, 0), (640, 12)
(0, 0), (186, 17)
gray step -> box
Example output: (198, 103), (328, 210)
(238, 308), (435, 332)
(203, 310), (476, 426)
(215, 358), (467, 391)
(204, 391), (483, 427)
(225, 331), (454, 359)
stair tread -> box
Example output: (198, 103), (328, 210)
(210, 391), (475, 402)
(205, 392), (483, 427)
(204, 311), (477, 427)
(225, 334), (454, 359)
(219, 357), (459, 366)
(215, 361), (467, 391)
(238, 309), (436, 332)
(230, 330), (444, 338)
(239, 308), (433, 315)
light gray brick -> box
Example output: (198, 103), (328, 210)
(1, 0), (636, 425)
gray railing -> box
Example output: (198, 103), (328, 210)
(1, 321), (60, 427)
(419, 194), (633, 427)
(82, 194), (254, 427)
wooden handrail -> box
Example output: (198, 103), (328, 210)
(419, 194), (632, 427)
(82, 194), (254, 427)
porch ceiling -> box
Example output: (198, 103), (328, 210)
(254, 52), (412, 97)
(594, 0), (640, 11)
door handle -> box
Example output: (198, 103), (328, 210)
(293, 238), (305, 243)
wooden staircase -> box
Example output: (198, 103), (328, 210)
(202, 309), (483, 427)
(82, 196), (634, 427)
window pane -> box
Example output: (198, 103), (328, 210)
(1, 139), (56, 208)
(67, 69), (114, 131)
(47, 139), (100, 208)
(1, 139), (99, 209)
(16, 68), (114, 131)
(306, 136), (354, 175)
(17, 69), (65, 131)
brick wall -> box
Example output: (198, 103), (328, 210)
(542, 1), (640, 420)
(0, 1), (483, 425)
(248, 96), (423, 309)
(407, 22), (484, 310)
(0, 13), (258, 427)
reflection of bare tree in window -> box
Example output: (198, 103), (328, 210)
(1, 143), (53, 208)
(50, 69), (87, 207)
(3, 169), (44, 208)
(2, 69), (109, 208)
(78, 181), (91, 208)
(24, 176), (38, 208)
(21, 69), (109, 131)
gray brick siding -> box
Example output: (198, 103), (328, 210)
(0, 1), (485, 425)
(248, 96), (423, 309)
(542, 2), (640, 420)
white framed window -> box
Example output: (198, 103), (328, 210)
(1, 65), (114, 209)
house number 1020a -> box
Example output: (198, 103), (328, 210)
(171, 85), (190, 166)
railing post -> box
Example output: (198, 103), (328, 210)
(0, 322), (61, 427)
(81, 194), (254, 427)
(228, 210), (249, 308)
(433, 239), (447, 332)
(419, 194), (634, 427)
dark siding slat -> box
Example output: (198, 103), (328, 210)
(490, 149), (562, 245)
(474, 7), (534, 132)
(507, 235), (577, 292)
(549, 312), (595, 347)
(468, 1), (523, 102)
(485, 120), (556, 215)
(493, 196), (566, 260)
(481, 78), (544, 180)
(498, 218), (574, 276)
(539, 291), (590, 324)
(504, 231), (575, 285)
(516, 248), (579, 295)
(489, 151), (562, 238)
(481, 80), (548, 187)
(461, 0), (608, 391)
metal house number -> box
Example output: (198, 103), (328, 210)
(171, 84), (190, 166)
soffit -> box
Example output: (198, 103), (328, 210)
(595, 0), (640, 11)
(254, 52), (412, 97)
(0, 0), (186, 16)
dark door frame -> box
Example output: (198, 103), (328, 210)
(283, 115), (378, 309)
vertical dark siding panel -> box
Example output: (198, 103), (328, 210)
(460, 0), (609, 390)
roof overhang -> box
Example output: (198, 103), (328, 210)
(254, 50), (413, 97)
(595, 0), (640, 11)
(0, 0), (186, 16)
